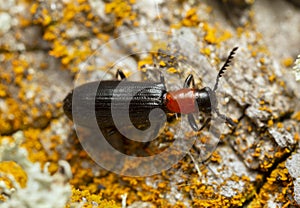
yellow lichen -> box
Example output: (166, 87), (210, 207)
(0, 161), (27, 189)
(249, 161), (296, 207)
(203, 23), (218, 44)
(105, 0), (137, 27)
(0, 84), (7, 98)
(66, 188), (119, 208)
(210, 151), (222, 163)
(258, 106), (272, 113)
(267, 119), (274, 127)
(167, 67), (178, 73)
(200, 47), (211, 56)
(268, 74), (276, 83)
(282, 57), (294, 67)
(181, 8), (200, 27)
(292, 111), (300, 121)
(202, 23), (232, 45)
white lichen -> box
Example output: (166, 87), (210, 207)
(286, 153), (300, 205)
(121, 193), (127, 208)
(293, 55), (300, 81)
(0, 12), (12, 34)
(0, 131), (72, 208)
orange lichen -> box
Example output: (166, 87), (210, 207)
(21, 129), (49, 162)
(181, 8), (200, 27)
(66, 188), (118, 208)
(268, 74), (276, 83)
(278, 80), (285, 87)
(202, 23), (233, 45)
(258, 106), (272, 113)
(159, 60), (166, 67)
(0, 84), (7, 98)
(0, 51), (63, 135)
(167, 67), (178, 73)
(0, 98), (26, 134)
(250, 161), (296, 207)
(252, 147), (261, 158)
(31, 5), (52, 26)
(210, 151), (222, 163)
(267, 119), (274, 127)
(294, 133), (299, 142)
(30, 0), (113, 73)
(282, 57), (294, 67)
(200, 47), (211, 56)
(0, 161), (27, 189)
(105, 0), (137, 27)
(292, 111), (300, 121)
(49, 39), (93, 72)
(276, 122), (283, 128)
(203, 23), (218, 44)
(182, 178), (255, 207)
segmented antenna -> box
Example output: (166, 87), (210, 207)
(213, 47), (238, 91)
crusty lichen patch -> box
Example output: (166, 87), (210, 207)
(249, 160), (297, 207)
(0, 131), (71, 206)
(66, 188), (119, 208)
(105, 0), (138, 27)
(0, 52), (67, 135)
(293, 55), (300, 81)
(0, 161), (28, 200)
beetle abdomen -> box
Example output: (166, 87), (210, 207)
(63, 80), (167, 130)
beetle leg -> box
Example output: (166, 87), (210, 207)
(188, 114), (211, 132)
(183, 74), (195, 88)
(188, 114), (198, 131)
(166, 113), (180, 123)
(199, 117), (211, 131)
(215, 109), (236, 127)
(116, 69), (126, 80)
(160, 72), (165, 84)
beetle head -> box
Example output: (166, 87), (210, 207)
(195, 87), (218, 114)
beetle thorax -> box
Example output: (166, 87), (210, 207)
(165, 88), (197, 114)
(195, 87), (218, 114)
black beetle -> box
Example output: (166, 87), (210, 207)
(63, 47), (237, 131)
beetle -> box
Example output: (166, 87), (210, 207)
(63, 47), (238, 139)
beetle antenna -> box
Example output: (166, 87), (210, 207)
(213, 47), (238, 91)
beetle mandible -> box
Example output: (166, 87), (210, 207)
(63, 47), (238, 136)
